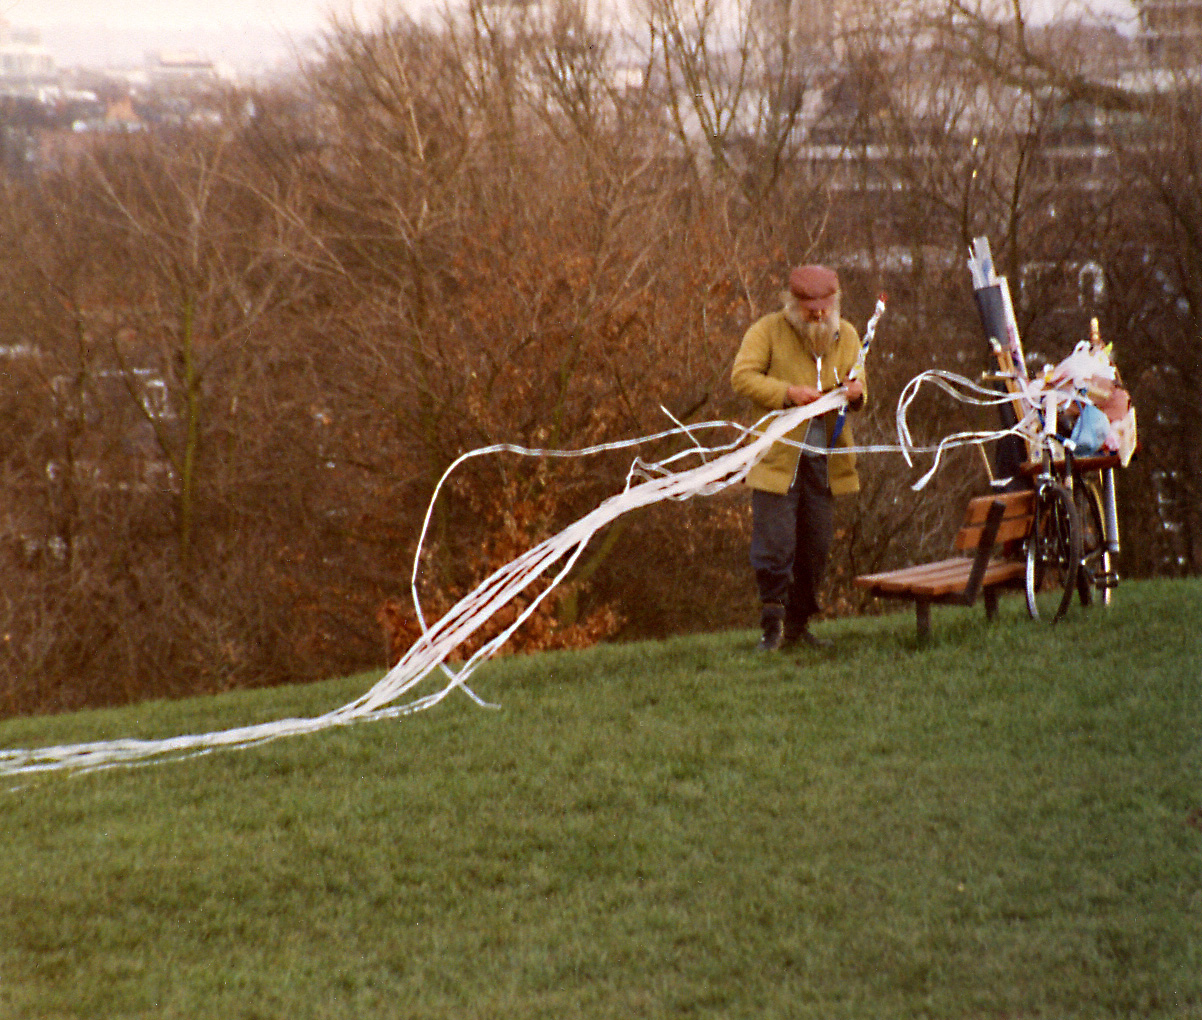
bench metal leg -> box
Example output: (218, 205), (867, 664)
(984, 589), (999, 622)
(916, 599), (931, 642)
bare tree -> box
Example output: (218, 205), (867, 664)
(895, 0), (1201, 574)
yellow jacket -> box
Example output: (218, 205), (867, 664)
(731, 311), (866, 496)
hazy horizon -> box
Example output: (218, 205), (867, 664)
(0, 1), (428, 70)
(3, 1), (349, 33)
(3, 0), (1142, 72)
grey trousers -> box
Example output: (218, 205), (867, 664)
(749, 456), (833, 629)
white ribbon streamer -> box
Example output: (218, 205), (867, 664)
(1, 394), (847, 778)
(0, 366), (1044, 779)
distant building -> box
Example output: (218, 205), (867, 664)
(147, 50), (219, 85)
(0, 20), (56, 91)
(1134, 0), (1202, 64)
(750, 0), (876, 61)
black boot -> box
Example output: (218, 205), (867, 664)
(783, 617), (833, 650)
(757, 602), (785, 651)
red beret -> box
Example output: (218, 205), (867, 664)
(788, 264), (840, 311)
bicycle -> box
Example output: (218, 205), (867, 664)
(969, 238), (1129, 624)
(1020, 444), (1121, 621)
(986, 341), (1125, 625)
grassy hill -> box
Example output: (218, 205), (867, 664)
(1, 578), (1199, 1019)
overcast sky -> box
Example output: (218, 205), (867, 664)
(2, 0), (359, 33)
(2, 0), (1140, 70)
(5, 0), (1140, 31)
(1, 0), (436, 67)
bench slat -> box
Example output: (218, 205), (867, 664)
(955, 516), (1032, 550)
(857, 558), (973, 592)
(904, 561), (1025, 597)
(961, 490), (1034, 524)
(856, 558), (1024, 598)
(854, 556), (966, 588)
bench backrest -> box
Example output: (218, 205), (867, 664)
(954, 490), (1035, 552)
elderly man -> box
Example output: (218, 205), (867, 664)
(731, 264), (866, 651)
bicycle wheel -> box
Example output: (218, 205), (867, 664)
(1075, 481), (1110, 607)
(1025, 482), (1081, 623)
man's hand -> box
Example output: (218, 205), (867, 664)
(785, 384), (823, 407)
(785, 379), (861, 408)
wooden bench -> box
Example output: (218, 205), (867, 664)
(853, 490), (1035, 640)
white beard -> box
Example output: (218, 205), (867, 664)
(784, 307), (838, 359)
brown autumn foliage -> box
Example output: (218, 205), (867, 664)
(378, 477), (623, 666)
(0, 0), (1197, 716)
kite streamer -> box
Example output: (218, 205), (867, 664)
(0, 393), (844, 778)
(0, 364), (1041, 780)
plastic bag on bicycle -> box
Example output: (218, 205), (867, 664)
(1069, 402), (1111, 456)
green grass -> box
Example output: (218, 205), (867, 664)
(0, 577), (1200, 1019)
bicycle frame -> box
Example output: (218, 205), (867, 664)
(1003, 361), (1123, 620)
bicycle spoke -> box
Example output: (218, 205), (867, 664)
(1026, 482), (1081, 622)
